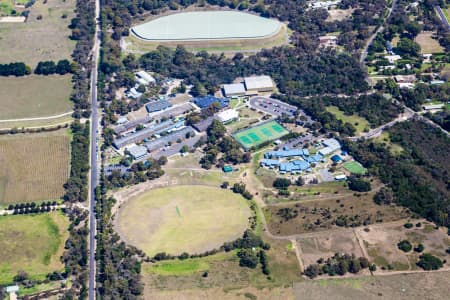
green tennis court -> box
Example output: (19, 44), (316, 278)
(343, 161), (367, 175)
(233, 120), (289, 149)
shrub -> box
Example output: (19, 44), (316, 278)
(417, 253), (443, 270)
(397, 240), (412, 252)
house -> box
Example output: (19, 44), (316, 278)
(394, 75), (416, 89)
(216, 109), (239, 123)
(223, 165), (233, 173)
(193, 96), (229, 109)
(318, 36), (338, 48)
(127, 87), (143, 99)
(244, 75), (275, 94)
(422, 103), (444, 111)
(384, 55), (402, 64)
(145, 99), (172, 113)
(135, 70), (155, 85)
(127, 145), (148, 160)
(223, 83), (246, 97)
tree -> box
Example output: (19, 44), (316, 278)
(396, 38), (421, 57)
(273, 178), (291, 189)
(14, 270), (29, 282)
(373, 187), (394, 205)
(348, 177), (371, 192)
(397, 240), (412, 252)
(416, 253), (443, 270)
(56, 59), (72, 74)
(35, 61), (56, 75)
(414, 243), (424, 253)
(349, 258), (361, 273)
(237, 249), (259, 268)
(207, 120), (226, 143)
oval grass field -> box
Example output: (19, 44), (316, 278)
(115, 185), (251, 256)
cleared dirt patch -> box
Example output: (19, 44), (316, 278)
(294, 271), (450, 300)
(326, 9), (354, 22)
(115, 185), (251, 256)
(298, 230), (367, 270)
(0, 129), (70, 204)
(356, 221), (450, 271)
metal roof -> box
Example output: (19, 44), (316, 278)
(244, 75), (274, 90)
(223, 83), (246, 96)
(145, 99), (172, 113)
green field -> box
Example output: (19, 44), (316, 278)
(0, 129), (71, 205)
(0, 0), (76, 66)
(326, 106), (370, 133)
(0, 212), (69, 284)
(0, 75), (73, 120)
(233, 120), (289, 149)
(115, 185), (251, 256)
(343, 161), (367, 175)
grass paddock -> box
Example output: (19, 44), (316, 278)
(115, 185), (251, 256)
(0, 212), (69, 284)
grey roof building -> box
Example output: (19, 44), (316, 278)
(223, 83), (246, 97)
(145, 99), (172, 113)
(145, 126), (195, 152)
(192, 116), (215, 132)
(127, 145), (148, 160)
(113, 120), (175, 149)
(113, 115), (152, 135)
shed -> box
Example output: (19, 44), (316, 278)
(223, 165), (233, 172)
(330, 154), (342, 163)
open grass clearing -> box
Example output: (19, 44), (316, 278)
(342, 161), (367, 175)
(294, 271), (450, 300)
(0, 129), (70, 204)
(264, 191), (410, 235)
(0, 0), (76, 66)
(373, 131), (404, 156)
(143, 237), (300, 299)
(0, 75), (73, 120)
(325, 106), (370, 133)
(415, 32), (444, 54)
(0, 212), (69, 285)
(115, 185), (251, 256)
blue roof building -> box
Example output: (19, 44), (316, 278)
(193, 96), (229, 109)
(331, 154), (342, 163)
(302, 148), (310, 156)
(292, 160), (310, 170)
(264, 149), (303, 159)
(279, 160), (310, 173)
(260, 159), (281, 167)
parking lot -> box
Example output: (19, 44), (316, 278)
(249, 96), (297, 117)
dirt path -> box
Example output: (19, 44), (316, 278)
(0, 111), (73, 123)
(291, 239), (305, 273)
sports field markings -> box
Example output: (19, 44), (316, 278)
(233, 120), (289, 149)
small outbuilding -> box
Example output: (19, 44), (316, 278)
(223, 165), (233, 172)
(216, 109), (239, 123)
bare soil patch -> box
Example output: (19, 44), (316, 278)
(415, 32), (444, 54)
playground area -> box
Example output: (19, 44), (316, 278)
(233, 120), (289, 149)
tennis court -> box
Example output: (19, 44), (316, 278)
(233, 120), (289, 149)
(343, 161), (367, 175)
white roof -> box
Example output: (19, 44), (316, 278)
(323, 138), (341, 151)
(216, 109), (239, 122)
(136, 70), (155, 84)
(223, 83), (246, 96)
(6, 286), (19, 293)
(127, 145), (148, 158)
(244, 75), (274, 90)
(422, 104), (444, 110)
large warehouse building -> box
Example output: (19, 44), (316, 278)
(223, 83), (246, 97)
(244, 75), (275, 94)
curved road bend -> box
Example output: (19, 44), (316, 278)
(89, 0), (101, 298)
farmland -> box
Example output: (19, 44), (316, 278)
(115, 185), (251, 256)
(0, 0), (76, 66)
(0, 74), (73, 120)
(0, 129), (71, 205)
(0, 212), (69, 284)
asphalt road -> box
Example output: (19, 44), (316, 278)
(88, 0), (101, 298)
